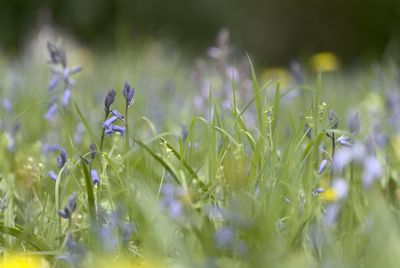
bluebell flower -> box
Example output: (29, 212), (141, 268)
(362, 156), (383, 188)
(58, 234), (86, 265)
(312, 187), (325, 195)
(103, 116), (118, 128)
(63, 66), (82, 79)
(98, 224), (118, 252)
(111, 109), (125, 121)
(328, 110), (339, 129)
(47, 41), (66, 67)
(48, 76), (59, 91)
(161, 183), (184, 219)
(215, 227), (234, 248)
(42, 143), (61, 155)
(104, 88), (116, 113)
(121, 222), (135, 245)
(122, 79), (135, 106)
(324, 203), (340, 226)
(69, 65), (82, 75)
(90, 143), (96, 160)
(318, 159), (329, 174)
(2, 97), (13, 113)
(104, 125), (126, 137)
(58, 192), (77, 219)
(90, 169), (100, 185)
(57, 149), (67, 169)
(62, 89), (71, 106)
(332, 178), (348, 200)
(48, 170), (57, 181)
(44, 103), (58, 120)
(347, 111), (360, 136)
(337, 135), (352, 147)
(169, 200), (183, 219)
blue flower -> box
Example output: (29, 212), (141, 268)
(48, 76), (59, 91)
(44, 103), (58, 120)
(58, 192), (77, 219)
(2, 97), (13, 113)
(90, 143), (96, 160)
(103, 116), (118, 128)
(104, 125), (126, 137)
(122, 79), (135, 106)
(42, 143), (61, 155)
(215, 227), (234, 248)
(62, 89), (72, 106)
(318, 159), (329, 174)
(48, 170), (57, 181)
(111, 109), (125, 121)
(58, 234), (86, 265)
(57, 149), (67, 169)
(90, 169), (100, 185)
(104, 88), (116, 113)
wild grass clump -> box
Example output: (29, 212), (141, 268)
(0, 33), (400, 267)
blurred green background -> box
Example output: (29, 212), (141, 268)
(1, 0), (400, 65)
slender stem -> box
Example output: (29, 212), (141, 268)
(331, 132), (336, 159)
(99, 112), (109, 152)
(125, 102), (129, 176)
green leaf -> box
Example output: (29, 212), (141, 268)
(0, 224), (51, 251)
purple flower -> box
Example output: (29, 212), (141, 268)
(99, 224), (118, 251)
(57, 149), (67, 169)
(44, 103), (58, 120)
(169, 200), (183, 219)
(42, 143), (61, 155)
(48, 170), (57, 181)
(90, 169), (100, 185)
(337, 135), (352, 147)
(58, 192), (77, 219)
(111, 109), (125, 121)
(48, 76), (59, 91)
(67, 66), (82, 76)
(318, 159), (329, 174)
(47, 41), (66, 68)
(122, 79), (135, 106)
(62, 89), (72, 106)
(362, 156), (383, 188)
(324, 203), (341, 226)
(347, 111), (360, 136)
(2, 97), (13, 113)
(90, 143), (96, 160)
(58, 234), (85, 265)
(215, 227), (234, 248)
(103, 116), (118, 128)
(328, 110), (339, 129)
(104, 88), (116, 113)
(312, 187), (325, 195)
(105, 125), (126, 136)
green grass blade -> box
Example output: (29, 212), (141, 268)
(0, 224), (51, 251)
(80, 157), (97, 225)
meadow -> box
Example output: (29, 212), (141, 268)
(0, 35), (400, 267)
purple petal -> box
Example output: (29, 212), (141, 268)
(48, 76), (60, 91)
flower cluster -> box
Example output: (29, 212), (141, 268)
(48, 148), (68, 181)
(58, 192), (77, 219)
(102, 80), (135, 138)
(45, 41), (82, 120)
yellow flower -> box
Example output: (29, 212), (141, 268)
(260, 67), (291, 88)
(321, 187), (338, 203)
(0, 254), (49, 268)
(310, 52), (340, 72)
(95, 256), (164, 268)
